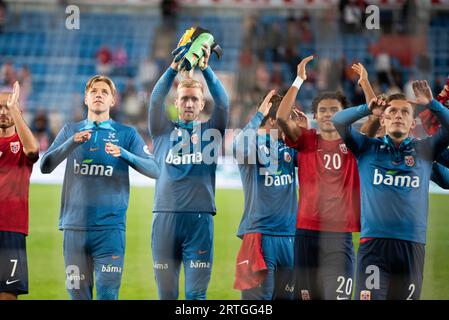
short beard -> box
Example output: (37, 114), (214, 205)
(390, 130), (404, 139)
(320, 127), (336, 133)
(0, 122), (14, 129)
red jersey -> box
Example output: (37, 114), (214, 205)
(285, 129), (360, 232)
(0, 133), (37, 235)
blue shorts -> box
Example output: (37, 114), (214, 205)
(355, 238), (425, 300)
(151, 212), (213, 300)
(63, 229), (125, 300)
(0, 231), (28, 295)
(294, 229), (355, 300)
(242, 234), (295, 300)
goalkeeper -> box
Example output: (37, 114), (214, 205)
(148, 32), (229, 300)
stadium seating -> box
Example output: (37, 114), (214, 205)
(0, 8), (447, 120)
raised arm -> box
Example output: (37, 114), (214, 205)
(7, 81), (39, 159)
(276, 56), (313, 142)
(148, 66), (177, 137)
(40, 127), (91, 173)
(410, 81), (449, 157)
(352, 63), (381, 138)
(233, 90), (275, 162)
(359, 115), (381, 138)
(203, 66), (229, 132)
(333, 97), (387, 155)
(200, 45), (229, 133)
(352, 63), (376, 103)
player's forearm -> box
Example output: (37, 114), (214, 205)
(243, 112), (264, 132)
(359, 115), (381, 138)
(119, 148), (160, 179)
(276, 85), (301, 141)
(359, 79), (376, 104)
(9, 108), (39, 158)
(277, 85), (297, 124)
(40, 137), (79, 173)
(148, 67), (178, 134)
(333, 104), (371, 152)
(431, 162), (449, 190)
(333, 104), (371, 128)
(202, 66), (229, 131)
(233, 112), (264, 159)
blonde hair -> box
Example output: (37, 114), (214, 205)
(177, 79), (204, 95)
(85, 75), (116, 97)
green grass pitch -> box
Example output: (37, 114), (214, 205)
(23, 184), (449, 300)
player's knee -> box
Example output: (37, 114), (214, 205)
(185, 289), (206, 300)
(96, 284), (120, 300)
(95, 271), (122, 300)
(158, 283), (179, 300)
(67, 288), (92, 300)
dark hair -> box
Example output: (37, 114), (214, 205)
(258, 93), (284, 126)
(386, 93), (416, 117)
(386, 93), (407, 104)
(311, 91), (348, 114)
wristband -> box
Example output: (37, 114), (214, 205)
(292, 77), (304, 89)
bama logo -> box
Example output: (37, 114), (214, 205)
(73, 159), (113, 176)
(373, 169), (420, 188)
(264, 172), (294, 187)
(165, 150), (203, 165)
(189, 260), (211, 269)
(101, 264), (122, 273)
(153, 263), (169, 270)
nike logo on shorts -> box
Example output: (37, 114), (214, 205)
(237, 260), (249, 265)
(6, 279), (20, 285)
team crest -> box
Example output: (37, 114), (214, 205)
(10, 142), (20, 154)
(284, 152), (292, 163)
(300, 290), (311, 301)
(191, 133), (199, 145)
(404, 155), (415, 167)
(360, 290), (371, 300)
(339, 144), (348, 154)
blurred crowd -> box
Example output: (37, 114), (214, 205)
(230, 0), (442, 130)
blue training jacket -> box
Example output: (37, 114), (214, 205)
(333, 99), (449, 244)
(148, 66), (229, 214)
(233, 112), (297, 238)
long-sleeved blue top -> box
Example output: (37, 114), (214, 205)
(148, 66), (229, 214)
(40, 119), (160, 230)
(233, 112), (297, 238)
(332, 99), (449, 244)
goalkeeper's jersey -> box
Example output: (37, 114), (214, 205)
(45, 119), (152, 231)
(148, 66), (229, 214)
